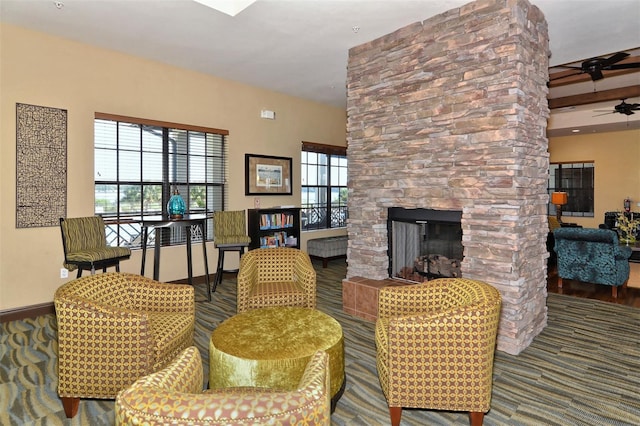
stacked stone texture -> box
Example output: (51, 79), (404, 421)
(345, 0), (550, 355)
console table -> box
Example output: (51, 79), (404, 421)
(140, 214), (211, 301)
(623, 242), (640, 289)
(626, 242), (640, 263)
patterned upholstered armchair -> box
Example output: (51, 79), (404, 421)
(115, 347), (331, 425)
(553, 227), (632, 298)
(54, 272), (195, 418)
(375, 278), (502, 426)
(236, 247), (316, 313)
(60, 216), (131, 278)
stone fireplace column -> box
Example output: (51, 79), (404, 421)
(345, 0), (550, 355)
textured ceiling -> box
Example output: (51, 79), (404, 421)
(2, 0), (640, 134)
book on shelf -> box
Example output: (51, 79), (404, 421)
(259, 231), (289, 248)
(259, 212), (294, 230)
(260, 236), (278, 248)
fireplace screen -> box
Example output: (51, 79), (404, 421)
(388, 208), (463, 282)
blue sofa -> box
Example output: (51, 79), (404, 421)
(553, 228), (632, 298)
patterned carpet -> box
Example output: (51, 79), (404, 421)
(2, 259), (640, 425)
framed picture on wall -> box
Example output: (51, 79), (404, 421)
(245, 154), (292, 195)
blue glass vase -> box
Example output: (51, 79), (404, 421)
(167, 189), (186, 219)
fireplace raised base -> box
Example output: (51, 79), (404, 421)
(342, 276), (415, 321)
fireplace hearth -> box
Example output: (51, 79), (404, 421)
(388, 207), (463, 283)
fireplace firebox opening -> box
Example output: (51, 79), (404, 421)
(388, 207), (463, 282)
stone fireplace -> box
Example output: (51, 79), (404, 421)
(344, 0), (550, 355)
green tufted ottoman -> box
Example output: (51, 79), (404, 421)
(209, 306), (345, 409)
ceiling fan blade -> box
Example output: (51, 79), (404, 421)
(605, 62), (640, 70)
(600, 52), (630, 67)
(548, 70), (583, 81)
(554, 65), (582, 71)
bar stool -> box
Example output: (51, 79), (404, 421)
(213, 210), (251, 292)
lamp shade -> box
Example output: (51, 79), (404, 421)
(551, 192), (568, 205)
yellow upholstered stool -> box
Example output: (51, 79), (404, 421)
(209, 306), (345, 410)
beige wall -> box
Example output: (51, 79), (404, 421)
(0, 23), (347, 311)
(548, 129), (640, 228)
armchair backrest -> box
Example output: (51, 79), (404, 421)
(116, 347), (331, 425)
(55, 272), (132, 308)
(554, 227), (631, 286)
(243, 247), (309, 281)
(54, 272), (196, 312)
(213, 210), (251, 245)
(60, 216), (108, 255)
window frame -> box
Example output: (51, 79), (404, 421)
(548, 161), (595, 218)
(301, 141), (348, 231)
(94, 112), (229, 248)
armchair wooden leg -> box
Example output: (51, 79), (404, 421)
(61, 396), (79, 418)
(469, 411), (485, 426)
(612, 285), (618, 299)
(389, 406), (402, 426)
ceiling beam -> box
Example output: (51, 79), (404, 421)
(548, 55), (640, 88)
(548, 85), (640, 109)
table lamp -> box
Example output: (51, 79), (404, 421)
(551, 192), (568, 222)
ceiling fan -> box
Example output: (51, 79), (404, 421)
(549, 52), (640, 83)
(594, 99), (640, 116)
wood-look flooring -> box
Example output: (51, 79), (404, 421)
(206, 262), (640, 309)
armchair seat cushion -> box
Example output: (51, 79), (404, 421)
(65, 246), (131, 264)
(248, 281), (308, 306)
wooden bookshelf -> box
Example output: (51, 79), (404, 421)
(248, 207), (301, 249)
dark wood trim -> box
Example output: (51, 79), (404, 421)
(548, 55), (640, 88)
(0, 302), (55, 323)
(548, 85), (640, 109)
(1, 273), (216, 323)
(95, 112), (229, 135)
(302, 141), (347, 156)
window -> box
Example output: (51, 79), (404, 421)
(94, 113), (228, 248)
(301, 141), (347, 230)
(548, 162), (594, 218)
